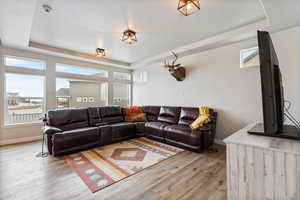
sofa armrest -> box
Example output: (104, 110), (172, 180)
(43, 125), (62, 155)
(43, 125), (62, 136)
(194, 123), (214, 131)
(192, 122), (216, 151)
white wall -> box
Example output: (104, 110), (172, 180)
(0, 46), (132, 145)
(133, 27), (300, 140)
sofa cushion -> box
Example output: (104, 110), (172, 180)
(178, 107), (199, 126)
(165, 124), (192, 134)
(99, 106), (124, 123)
(143, 106), (161, 121)
(87, 107), (102, 126)
(110, 122), (136, 141)
(135, 122), (146, 136)
(145, 122), (170, 141)
(145, 121), (170, 130)
(157, 106), (180, 124)
(98, 125), (112, 145)
(47, 109), (89, 131)
(52, 127), (100, 153)
(165, 125), (200, 146)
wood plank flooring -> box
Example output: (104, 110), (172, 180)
(0, 141), (227, 200)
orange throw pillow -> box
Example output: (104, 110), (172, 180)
(125, 106), (144, 116)
(124, 106), (147, 122)
(125, 113), (147, 122)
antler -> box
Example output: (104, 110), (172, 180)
(171, 52), (178, 66)
(164, 59), (169, 68)
(163, 52), (179, 68)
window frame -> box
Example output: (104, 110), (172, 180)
(0, 53), (132, 128)
(112, 82), (132, 107)
(56, 63), (108, 79)
(240, 46), (259, 69)
(113, 71), (131, 81)
(4, 72), (46, 126)
(4, 55), (46, 71)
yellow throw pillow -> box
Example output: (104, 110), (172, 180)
(189, 106), (211, 130)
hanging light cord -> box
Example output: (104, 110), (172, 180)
(284, 100), (300, 128)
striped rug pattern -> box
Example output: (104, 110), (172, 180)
(65, 137), (184, 192)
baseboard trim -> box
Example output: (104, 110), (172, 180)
(0, 135), (42, 146)
(0, 135), (225, 147)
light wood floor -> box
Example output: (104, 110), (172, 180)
(0, 141), (227, 200)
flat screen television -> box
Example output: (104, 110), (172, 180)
(248, 30), (300, 139)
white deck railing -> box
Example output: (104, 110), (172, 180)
(6, 113), (43, 124)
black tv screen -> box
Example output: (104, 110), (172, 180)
(248, 31), (300, 139)
(257, 30), (284, 135)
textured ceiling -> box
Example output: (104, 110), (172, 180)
(0, 0), (300, 65)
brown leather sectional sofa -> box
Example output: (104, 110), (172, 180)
(44, 106), (217, 156)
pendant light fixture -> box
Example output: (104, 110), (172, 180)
(96, 48), (106, 57)
(177, 0), (200, 16)
(122, 29), (137, 44)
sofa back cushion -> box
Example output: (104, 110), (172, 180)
(47, 109), (89, 131)
(143, 106), (161, 121)
(99, 106), (123, 123)
(87, 107), (102, 126)
(178, 107), (199, 126)
(157, 106), (180, 124)
(179, 107), (217, 126)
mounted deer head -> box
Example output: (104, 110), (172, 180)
(164, 52), (186, 81)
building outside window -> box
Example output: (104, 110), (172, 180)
(113, 83), (131, 107)
(56, 78), (108, 109)
(5, 73), (44, 125)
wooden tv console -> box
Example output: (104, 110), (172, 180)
(224, 123), (300, 200)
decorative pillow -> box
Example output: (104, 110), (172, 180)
(124, 106), (147, 122)
(125, 106), (144, 116)
(189, 106), (211, 130)
(125, 113), (147, 122)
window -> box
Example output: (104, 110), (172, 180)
(2, 54), (133, 127)
(112, 83), (131, 107)
(56, 64), (108, 77)
(4, 56), (45, 70)
(113, 72), (131, 80)
(56, 78), (108, 109)
(133, 71), (148, 83)
(240, 47), (259, 68)
(5, 73), (44, 125)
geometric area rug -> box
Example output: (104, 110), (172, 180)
(64, 137), (184, 193)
